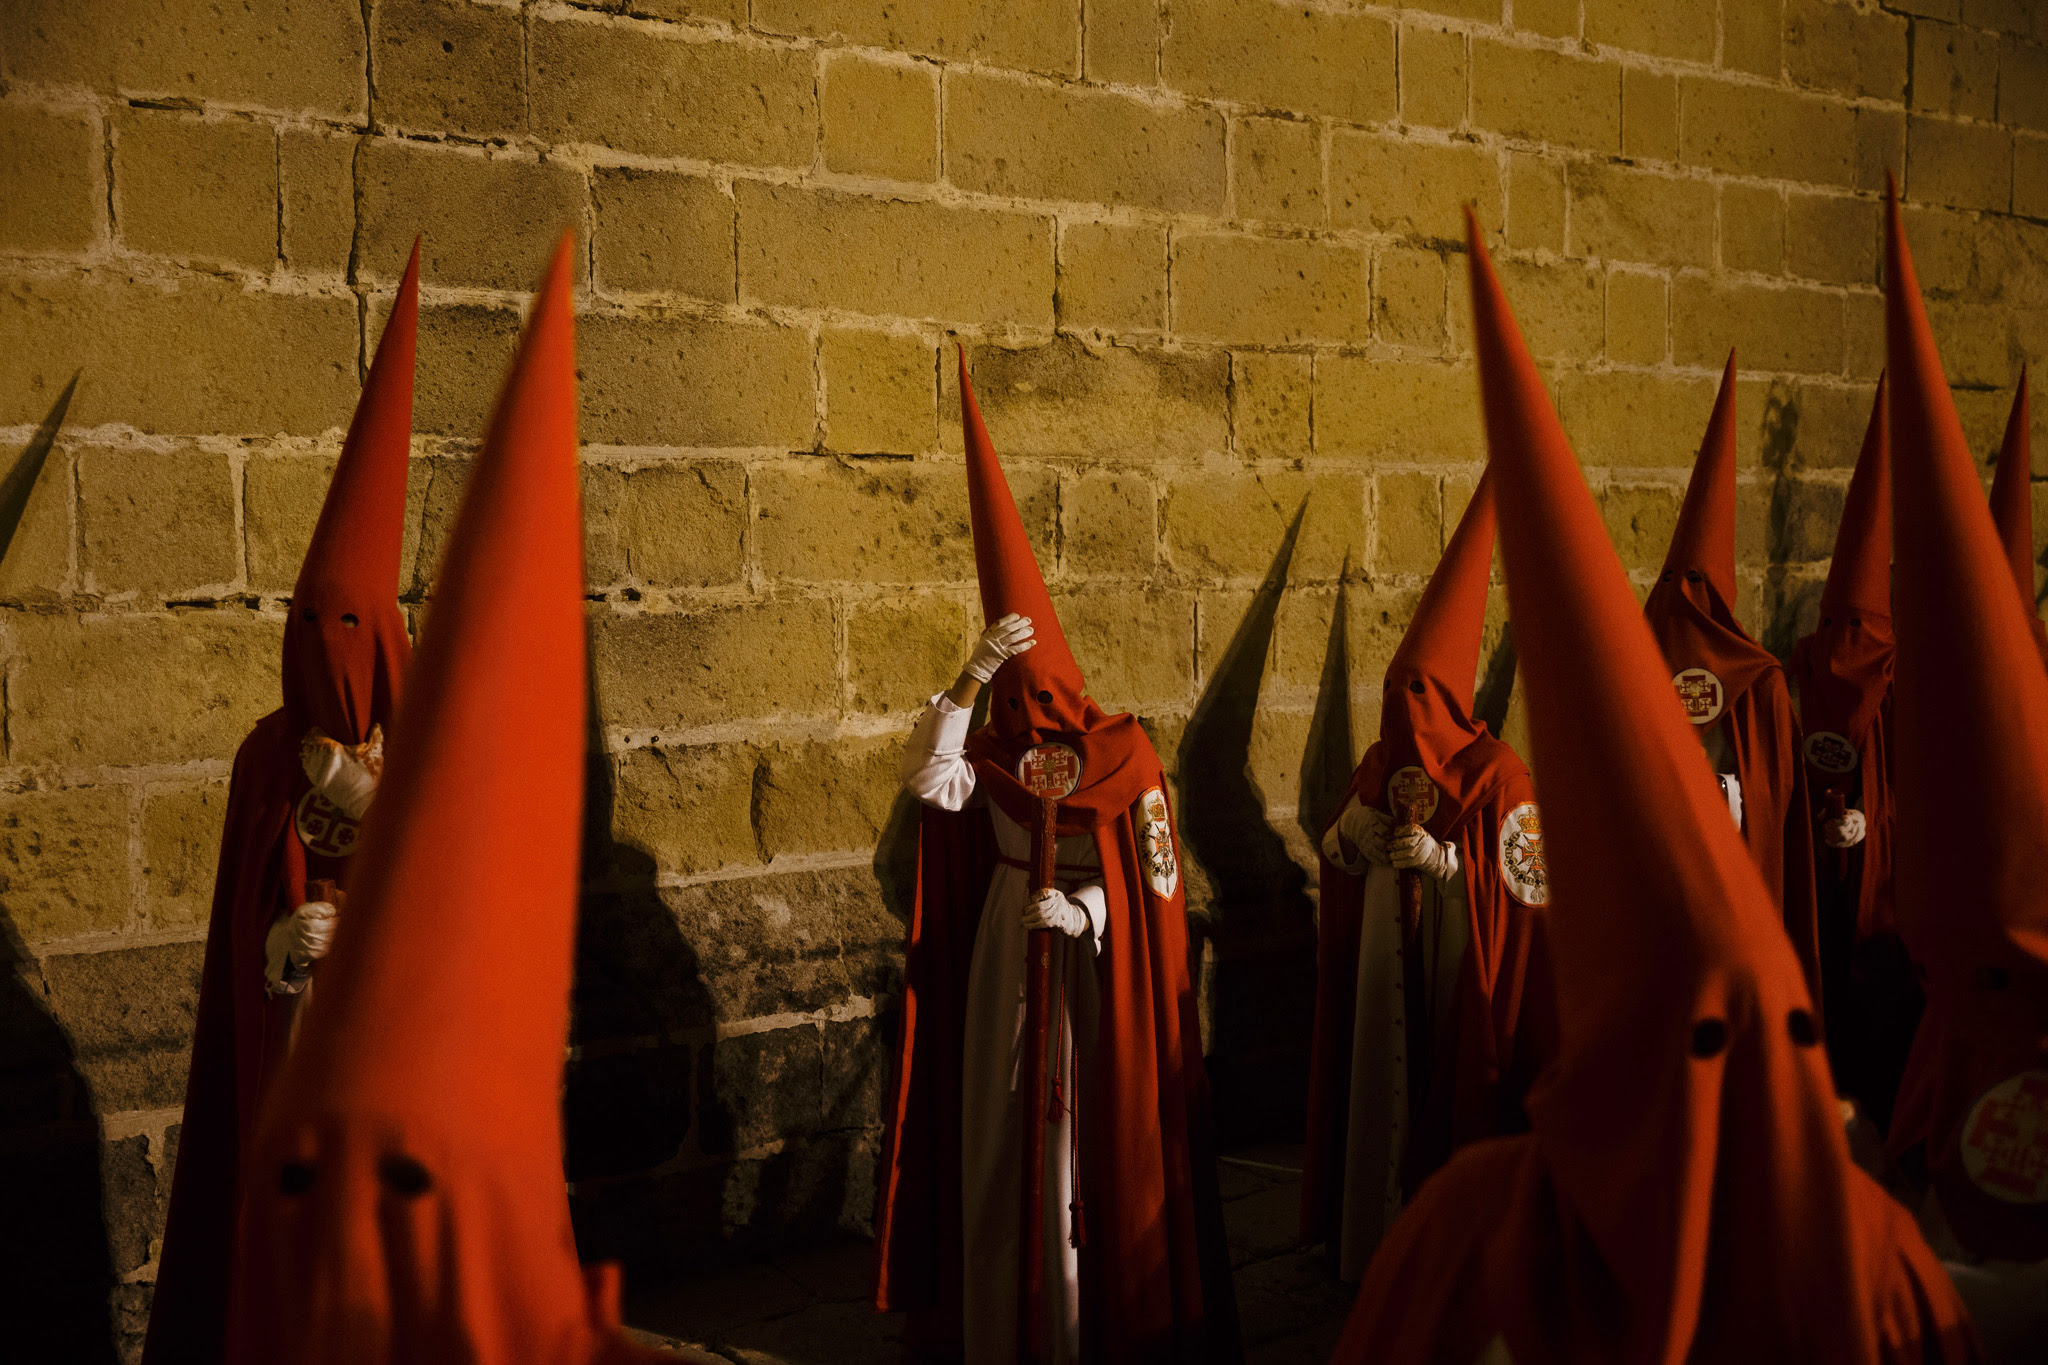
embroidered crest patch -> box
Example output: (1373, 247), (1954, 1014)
(1960, 1070), (2048, 1205)
(1672, 667), (1726, 726)
(1803, 729), (1859, 775)
(295, 788), (360, 860)
(1386, 765), (1441, 824)
(1498, 802), (1549, 906)
(1137, 787), (1179, 898)
(1016, 743), (1082, 799)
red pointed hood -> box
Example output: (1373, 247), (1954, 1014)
(1467, 212), (1876, 1359)
(1821, 377), (1893, 624)
(1379, 470), (1496, 774)
(283, 243), (419, 745)
(960, 350), (1092, 748)
(235, 236), (659, 1363)
(1881, 184), (2048, 1259)
(1991, 368), (2032, 604)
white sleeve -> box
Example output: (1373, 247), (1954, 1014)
(1069, 882), (1107, 954)
(901, 694), (977, 812)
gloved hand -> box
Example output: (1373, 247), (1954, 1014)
(1022, 887), (1089, 938)
(264, 900), (338, 995)
(300, 723), (384, 819)
(1388, 824), (1460, 881)
(1823, 808), (1867, 849)
(1335, 801), (1393, 868)
(964, 612), (1036, 683)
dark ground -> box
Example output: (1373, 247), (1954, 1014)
(624, 1142), (1354, 1363)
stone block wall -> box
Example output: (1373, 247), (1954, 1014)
(1, 0), (2045, 1355)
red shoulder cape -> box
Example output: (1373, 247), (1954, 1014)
(1647, 584), (1822, 1003)
(144, 711), (307, 1363)
(872, 726), (1240, 1362)
(1331, 1136), (1980, 1365)
(1300, 734), (1551, 1246)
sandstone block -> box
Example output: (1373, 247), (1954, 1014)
(754, 736), (900, 859)
(0, 439), (73, 604)
(357, 140), (586, 293)
(947, 71), (1224, 213)
(1331, 135), (1502, 241)
(0, 786), (130, 942)
(592, 169), (733, 302)
(618, 460), (749, 589)
(414, 303), (522, 437)
(1163, 469), (1364, 582)
(656, 865), (900, 1023)
(1058, 222), (1167, 333)
(581, 313), (815, 450)
(594, 600), (837, 731)
(824, 53), (938, 182)
(959, 337), (1228, 460)
(1606, 271), (1670, 366)
(1401, 24), (1469, 130)
(1059, 585), (1195, 709)
(753, 0), (1078, 77)
(115, 111), (277, 269)
(1622, 69), (1679, 162)
(1163, 0), (1395, 122)
(280, 129), (355, 276)
(1908, 116), (2014, 214)
(41, 940), (204, 1110)
(1600, 483), (1683, 571)
(847, 593), (977, 715)
(2003, 38), (2048, 132)
(1232, 116), (1323, 227)
(1231, 351), (1311, 460)
(1086, 0), (1160, 84)
(0, 274), (357, 436)
(1673, 278), (1844, 375)
(532, 17), (815, 168)
(1171, 235), (1366, 346)
(1066, 469), (1157, 578)
(1471, 41), (1621, 154)
(140, 781), (228, 930)
(1559, 370), (1719, 469)
(1913, 20), (2000, 119)
(1491, 258), (1602, 361)
(1513, 0), (1582, 38)
(1568, 160), (1712, 268)
(1402, 0), (1499, 19)
(1505, 154), (1566, 252)
(823, 330), (936, 455)
(1722, 182), (1787, 274)
(11, 612), (282, 766)
(708, 1026), (824, 1153)
(0, 105), (97, 255)
(1680, 78), (1858, 186)
(1925, 300), (2011, 389)
(1375, 247), (1447, 351)
(739, 183), (1053, 327)
(1585, 0), (1715, 62)
(247, 450), (431, 595)
(1315, 357), (1482, 464)
(1375, 471), (1445, 575)
(79, 446), (237, 596)
(1787, 193), (1879, 286)
(755, 460), (978, 586)
(1723, 0), (1785, 77)
(1784, 0), (1908, 101)
(613, 741), (761, 876)
(2018, 137), (2048, 220)
(1855, 107), (1908, 194)
(373, 0), (525, 138)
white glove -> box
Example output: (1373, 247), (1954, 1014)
(1388, 825), (1460, 881)
(300, 724), (383, 819)
(264, 900), (338, 995)
(1823, 808), (1867, 849)
(1021, 887), (1088, 938)
(1335, 801), (1393, 868)
(964, 612), (1037, 683)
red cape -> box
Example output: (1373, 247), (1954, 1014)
(1300, 732), (1550, 1245)
(872, 727), (1240, 1362)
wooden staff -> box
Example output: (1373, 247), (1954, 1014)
(1395, 796), (1432, 1107)
(1018, 793), (1058, 1363)
(1824, 788), (1850, 882)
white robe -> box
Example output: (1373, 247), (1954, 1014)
(1325, 799), (1469, 1283)
(903, 695), (1107, 1365)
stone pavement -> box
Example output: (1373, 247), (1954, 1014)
(624, 1143), (1354, 1363)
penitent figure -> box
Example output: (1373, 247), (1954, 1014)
(873, 354), (1239, 1364)
(1300, 469), (1552, 1282)
(144, 245), (421, 1365)
(1643, 352), (1821, 1004)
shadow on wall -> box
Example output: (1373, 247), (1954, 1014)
(1176, 502), (1320, 1147)
(568, 623), (891, 1284)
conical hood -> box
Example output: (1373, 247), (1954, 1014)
(1659, 353), (1741, 607)
(1379, 469), (1497, 774)
(960, 349), (1089, 747)
(1819, 376), (1892, 622)
(1881, 183), (2048, 1257)
(282, 242), (419, 745)
(1466, 211), (1872, 1360)
(236, 236), (652, 1362)
(1989, 369), (2042, 652)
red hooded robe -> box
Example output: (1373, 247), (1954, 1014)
(1301, 472), (1553, 1260)
(873, 355), (1239, 1362)
(1644, 355), (1822, 1004)
(227, 236), (671, 1364)
(1988, 369), (2046, 666)
(1789, 381), (1918, 1128)
(1881, 186), (2048, 1263)
(144, 246), (420, 1364)
(1332, 210), (1977, 1365)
